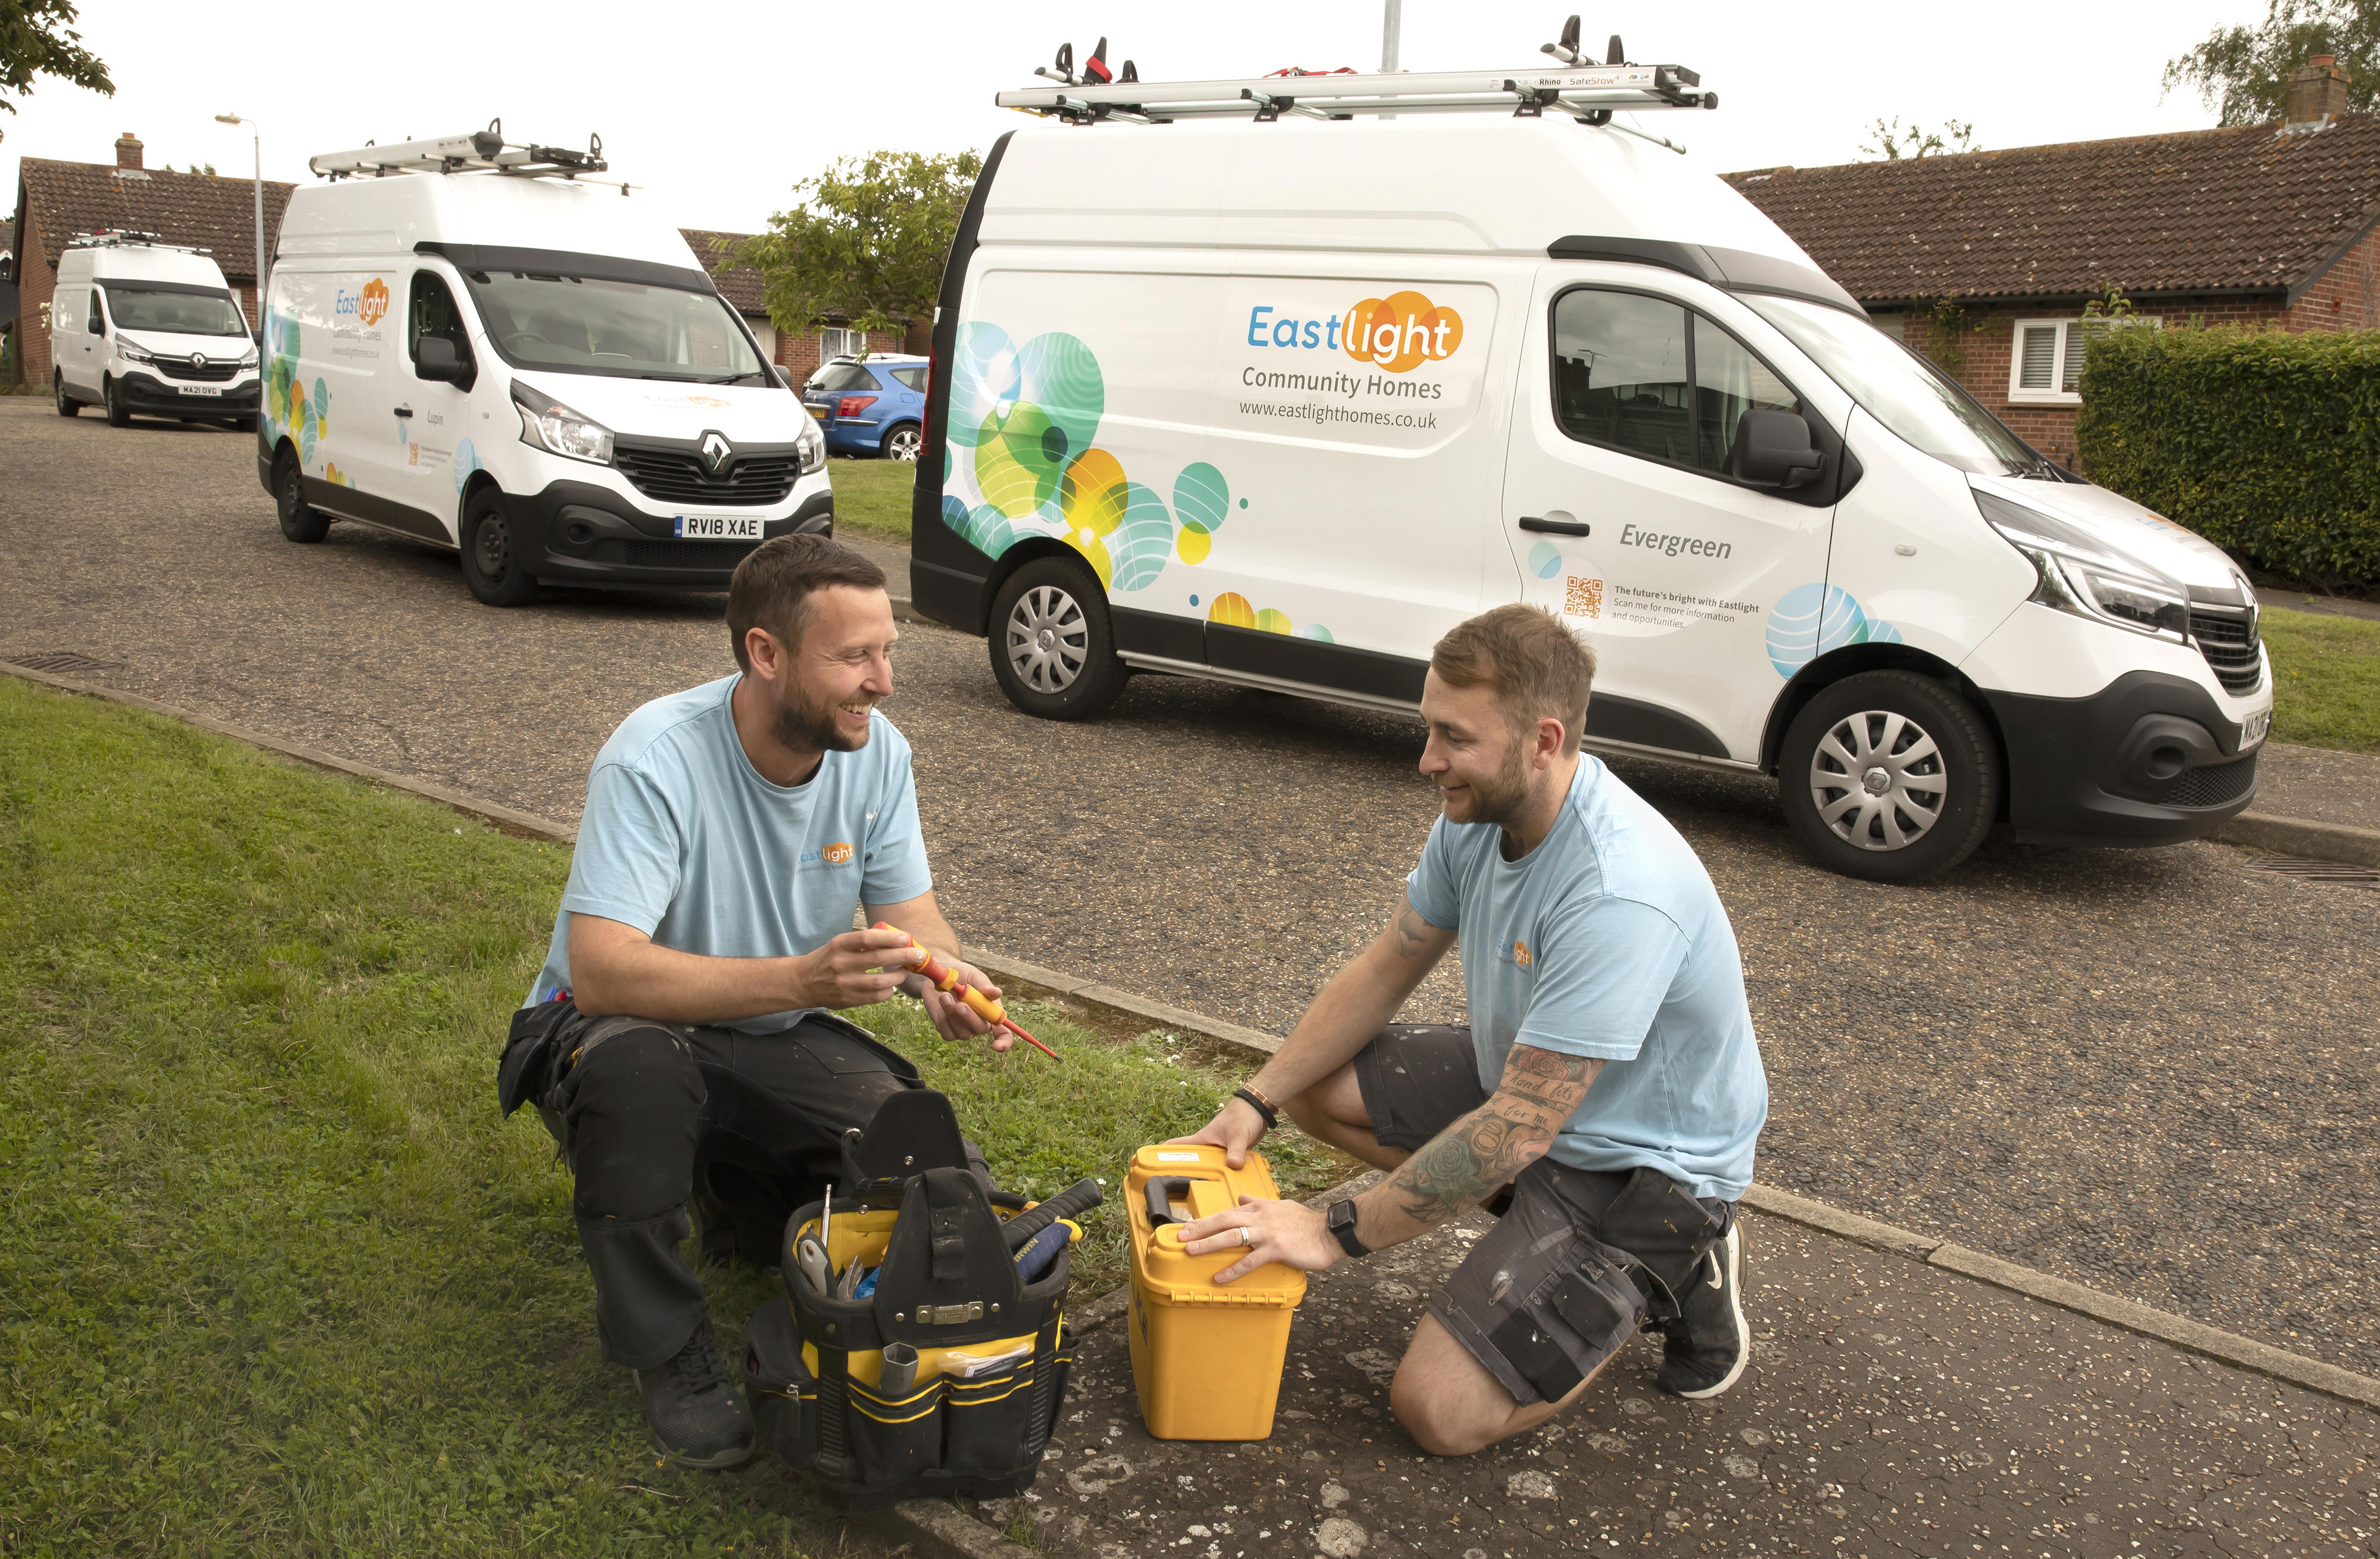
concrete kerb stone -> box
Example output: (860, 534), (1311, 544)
(15, 657), (2380, 1524)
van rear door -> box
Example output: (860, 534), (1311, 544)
(1499, 272), (1839, 763)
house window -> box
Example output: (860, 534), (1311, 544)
(819, 326), (868, 361)
(2009, 317), (2160, 404)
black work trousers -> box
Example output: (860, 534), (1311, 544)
(539, 1010), (918, 1370)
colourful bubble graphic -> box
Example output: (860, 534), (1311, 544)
(1254, 608), (1295, 635)
(1767, 583), (1902, 678)
(1109, 483), (1176, 592)
(1300, 624), (1337, 643)
(1527, 540), (1563, 579)
(1174, 462), (1229, 536)
(1207, 593), (1256, 628)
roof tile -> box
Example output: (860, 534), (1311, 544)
(18, 158), (295, 283)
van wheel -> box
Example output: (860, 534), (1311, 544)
(54, 375), (79, 417)
(882, 423), (923, 462)
(104, 378), (130, 428)
(460, 494), (542, 608)
(1778, 671), (1999, 884)
(989, 556), (1126, 720)
(273, 449), (329, 543)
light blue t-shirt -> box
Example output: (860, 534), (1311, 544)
(524, 674), (934, 1034)
(1405, 757), (1767, 1200)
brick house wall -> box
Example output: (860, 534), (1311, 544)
(17, 220), (55, 389)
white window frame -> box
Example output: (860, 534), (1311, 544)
(818, 325), (868, 361)
(2008, 316), (2160, 404)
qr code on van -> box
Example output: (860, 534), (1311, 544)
(1563, 575), (1604, 619)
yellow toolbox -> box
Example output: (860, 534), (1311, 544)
(1124, 1144), (1309, 1440)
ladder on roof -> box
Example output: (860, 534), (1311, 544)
(307, 119), (633, 191)
(67, 230), (211, 255)
(996, 15), (1714, 151)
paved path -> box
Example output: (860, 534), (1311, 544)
(5, 403), (2379, 1387)
(2252, 744), (2380, 834)
(985, 1203), (2380, 1558)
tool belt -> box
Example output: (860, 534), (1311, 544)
(742, 1089), (1098, 1510)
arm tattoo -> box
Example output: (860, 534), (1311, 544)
(1391, 902), (1434, 959)
(1376, 1047), (1603, 1230)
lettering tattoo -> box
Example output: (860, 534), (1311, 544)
(1376, 1046), (1604, 1231)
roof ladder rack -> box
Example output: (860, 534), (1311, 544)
(307, 119), (636, 191)
(995, 13), (1715, 149)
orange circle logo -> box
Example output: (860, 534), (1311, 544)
(358, 277), (390, 327)
(1513, 940), (1532, 967)
(1343, 290), (1463, 373)
(822, 842), (853, 865)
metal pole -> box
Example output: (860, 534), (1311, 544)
(1381, 0), (1403, 119)
(251, 127), (265, 333)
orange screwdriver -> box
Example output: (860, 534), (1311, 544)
(872, 922), (1060, 1059)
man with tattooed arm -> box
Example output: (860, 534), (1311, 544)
(1174, 604), (1768, 1457)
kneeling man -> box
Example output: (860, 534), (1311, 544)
(1177, 604), (1767, 1456)
(512, 535), (1009, 1468)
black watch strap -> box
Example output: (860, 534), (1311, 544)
(1232, 1087), (1278, 1131)
(1326, 1198), (1369, 1259)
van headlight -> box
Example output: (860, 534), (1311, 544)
(512, 380), (614, 465)
(117, 341), (155, 364)
(795, 413), (826, 476)
(1976, 490), (2188, 643)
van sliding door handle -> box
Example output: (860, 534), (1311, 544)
(393, 406), (414, 418)
(1518, 516), (1590, 536)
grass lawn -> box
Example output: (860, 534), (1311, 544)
(2261, 608), (2380, 754)
(0, 678), (1348, 1556)
(827, 457), (917, 549)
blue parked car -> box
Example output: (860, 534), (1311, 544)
(803, 354), (929, 460)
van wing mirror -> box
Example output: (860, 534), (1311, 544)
(1734, 408), (1824, 489)
(416, 335), (472, 387)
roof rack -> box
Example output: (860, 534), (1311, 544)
(66, 230), (211, 255)
(996, 15), (1714, 152)
(307, 119), (633, 191)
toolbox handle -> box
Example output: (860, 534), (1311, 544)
(1145, 1176), (1198, 1226)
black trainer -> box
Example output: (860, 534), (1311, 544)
(632, 1315), (754, 1468)
(1656, 1220), (1749, 1399)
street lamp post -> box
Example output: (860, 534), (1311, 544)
(213, 114), (264, 336)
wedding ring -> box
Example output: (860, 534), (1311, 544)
(1239, 1226), (1253, 1247)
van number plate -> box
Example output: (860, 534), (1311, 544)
(674, 515), (763, 540)
(2240, 707), (2270, 750)
(176, 384), (223, 397)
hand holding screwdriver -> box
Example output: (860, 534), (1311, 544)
(872, 922), (1060, 1059)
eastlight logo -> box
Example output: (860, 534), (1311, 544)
(1243, 289), (1464, 373)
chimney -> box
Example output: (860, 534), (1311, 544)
(114, 132), (144, 170)
(2284, 55), (2352, 130)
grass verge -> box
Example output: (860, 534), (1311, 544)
(0, 678), (1345, 1555)
(2262, 608), (2380, 754)
(827, 458), (917, 549)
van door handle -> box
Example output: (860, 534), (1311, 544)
(1518, 516), (1590, 536)
(393, 406), (414, 418)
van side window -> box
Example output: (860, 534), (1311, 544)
(87, 291), (104, 334)
(409, 272), (471, 368)
(1552, 289), (1803, 481)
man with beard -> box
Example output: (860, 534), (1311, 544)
(513, 534), (1009, 1468)
(1173, 604), (1767, 1457)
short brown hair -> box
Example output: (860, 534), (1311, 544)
(1429, 604), (1598, 754)
(726, 534), (889, 672)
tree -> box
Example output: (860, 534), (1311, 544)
(0, 0), (113, 140)
(1860, 117), (1979, 160)
(737, 151), (983, 345)
(2163, 0), (2379, 124)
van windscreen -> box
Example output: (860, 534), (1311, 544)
(101, 283), (248, 336)
(1742, 294), (2051, 478)
(463, 272), (769, 383)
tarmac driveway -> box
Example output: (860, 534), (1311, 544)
(4, 398), (2376, 1383)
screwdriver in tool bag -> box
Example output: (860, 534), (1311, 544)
(871, 923), (1060, 1059)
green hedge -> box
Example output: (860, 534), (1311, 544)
(2076, 324), (2380, 588)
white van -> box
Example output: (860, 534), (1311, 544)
(258, 127), (829, 606)
(909, 51), (2275, 881)
(51, 233), (260, 430)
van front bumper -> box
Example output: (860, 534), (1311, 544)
(116, 370), (258, 416)
(501, 481), (832, 593)
(1983, 670), (2264, 847)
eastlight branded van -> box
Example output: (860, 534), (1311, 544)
(260, 127), (828, 606)
(52, 233), (260, 429)
(909, 48), (2275, 882)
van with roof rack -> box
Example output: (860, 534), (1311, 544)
(258, 124), (830, 606)
(52, 233), (261, 431)
(909, 27), (2275, 881)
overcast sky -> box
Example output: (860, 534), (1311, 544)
(7, 0), (2257, 240)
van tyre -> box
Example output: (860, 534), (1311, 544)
(1778, 671), (1999, 884)
(54, 375), (79, 417)
(104, 378), (130, 428)
(989, 556), (1127, 720)
(273, 448), (330, 544)
(460, 494), (542, 608)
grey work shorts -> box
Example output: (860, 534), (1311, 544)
(1354, 1025), (1735, 1406)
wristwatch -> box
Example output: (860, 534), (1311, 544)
(1326, 1198), (1369, 1259)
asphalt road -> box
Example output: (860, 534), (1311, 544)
(5, 398), (2377, 1380)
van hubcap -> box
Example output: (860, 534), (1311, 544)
(1005, 585), (1088, 694)
(1809, 710), (1946, 852)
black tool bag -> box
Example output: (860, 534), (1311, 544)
(742, 1089), (1085, 1511)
